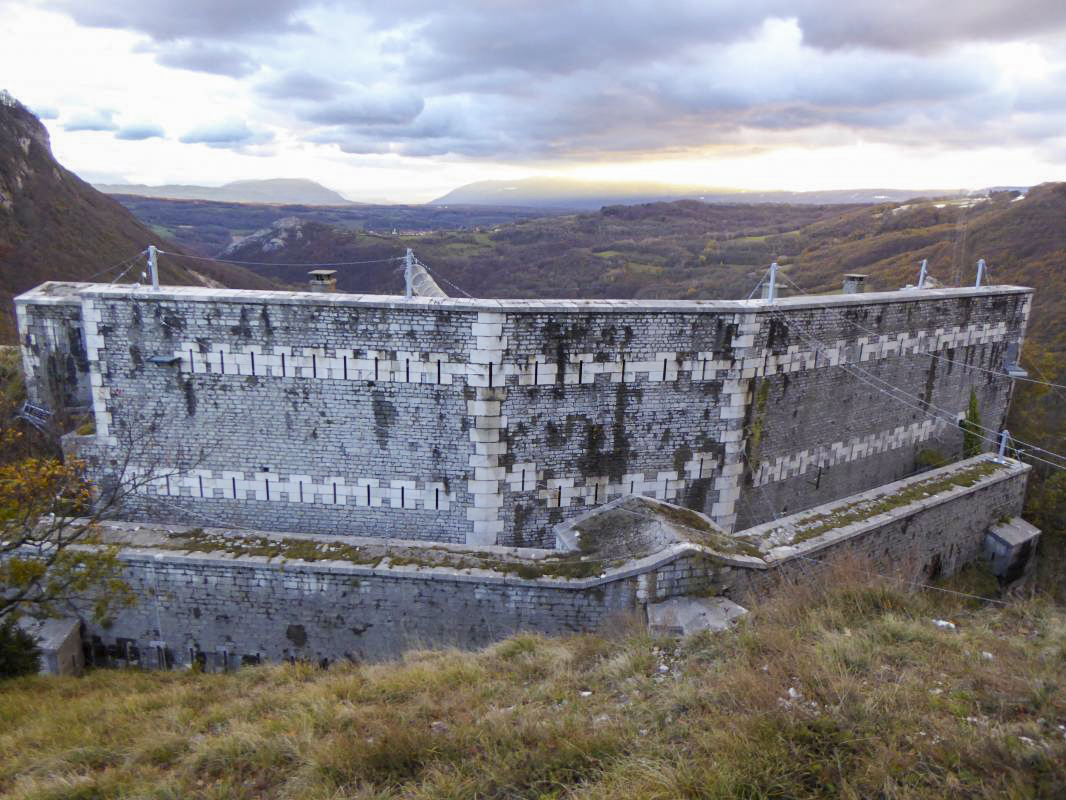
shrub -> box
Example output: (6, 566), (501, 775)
(0, 617), (40, 678)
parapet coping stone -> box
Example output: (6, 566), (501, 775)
(53, 455), (1024, 595)
(13, 282), (94, 307)
(80, 457), (1025, 590)
(85, 516), (764, 591)
(16, 281), (1033, 316)
(746, 455), (1030, 563)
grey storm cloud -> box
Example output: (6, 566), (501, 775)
(257, 71), (343, 101)
(369, 0), (1066, 82)
(152, 41), (260, 77)
(310, 99), (503, 157)
(64, 109), (118, 132)
(53, 0), (310, 40)
(115, 123), (166, 140)
(56, 0), (1066, 60)
(44, 0), (1066, 161)
(792, 0), (1066, 51)
(304, 92), (426, 126)
(179, 120), (272, 148)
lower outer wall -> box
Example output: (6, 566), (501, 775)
(89, 559), (645, 667)
(720, 463), (1029, 603)
(82, 467), (1027, 667)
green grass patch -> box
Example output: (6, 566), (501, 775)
(2, 563), (1064, 799)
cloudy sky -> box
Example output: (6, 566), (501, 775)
(3, 0), (1066, 202)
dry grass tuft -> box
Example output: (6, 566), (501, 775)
(2, 559), (1064, 799)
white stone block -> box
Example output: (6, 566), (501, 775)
(466, 400), (501, 416)
(469, 427), (500, 443)
(465, 506), (499, 522)
(473, 493), (503, 508)
(468, 349), (504, 365)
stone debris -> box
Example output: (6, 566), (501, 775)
(647, 596), (749, 637)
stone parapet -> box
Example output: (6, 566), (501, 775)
(15, 281), (1032, 547)
(65, 454), (1029, 666)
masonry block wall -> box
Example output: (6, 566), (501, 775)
(77, 456), (1028, 667)
(15, 284), (92, 412)
(722, 457), (1031, 603)
(16, 283), (1031, 548)
(733, 292), (1030, 528)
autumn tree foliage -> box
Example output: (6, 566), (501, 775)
(0, 348), (133, 625)
(0, 427), (133, 622)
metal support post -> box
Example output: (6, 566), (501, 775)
(148, 244), (159, 290)
(767, 262), (778, 303)
(975, 258), (986, 289)
(404, 248), (414, 300)
(997, 429), (1009, 463)
(917, 258), (928, 289)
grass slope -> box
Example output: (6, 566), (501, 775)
(2, 564), (1064, 799)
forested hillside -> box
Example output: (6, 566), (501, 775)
(214, 187), (1064, 358)
(111, 195), (558, 255)
(0, 95), (275, 342)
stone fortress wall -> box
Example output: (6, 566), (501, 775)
(16, 282), (1032, 549)
(79, 455), (1030, 667)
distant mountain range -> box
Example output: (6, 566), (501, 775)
(95, 178), (353, 206)
(429, 177), (971, 210)
(97, 175), (994, 211)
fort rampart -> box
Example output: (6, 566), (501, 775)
(16, 283), (1031, 548)
(74, 455), (1029, 667)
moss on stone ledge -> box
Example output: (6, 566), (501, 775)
(161, 529), (607, 581)
(789, 460), (1006, 545)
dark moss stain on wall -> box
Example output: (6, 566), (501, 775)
(259, 307), (274, 336)
(673, 443), (692, 477)
(922, 354), (938, 410)
(742, 379), (769, 484)
(607, 382), (635, 482)
(513, 502), (530, 546)
(155, 306), (186, 340)
(231, 307), (253, 339)
(371, 391), (397, 449)
(577, 421), (607, 477)
(546, 420), (565, 447)
(714, 319), (737, 359)
(128, 345), (143, 373)
(285, 624), (307, 647)
(766, 317), (790, 354)
(182, 377), (196, 417)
